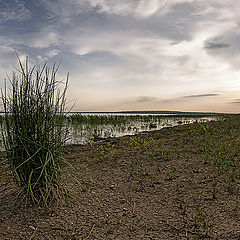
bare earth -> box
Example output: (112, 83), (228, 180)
(1, 116), (240, 239)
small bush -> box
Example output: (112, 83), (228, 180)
(1, 56), (69, 206)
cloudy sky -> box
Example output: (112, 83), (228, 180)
(1, 0), (240, 112)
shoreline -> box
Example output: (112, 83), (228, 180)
(1, 115), (240, 239)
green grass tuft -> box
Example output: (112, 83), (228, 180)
(1, 56), (69, 207)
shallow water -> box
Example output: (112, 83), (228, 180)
(0, 114), (217, 150)
(66, 114), (216, 145)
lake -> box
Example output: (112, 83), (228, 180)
(0, 113), (218, 150)
(66, 113), (218, 145)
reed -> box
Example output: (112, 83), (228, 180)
(1, 56), (69, 206)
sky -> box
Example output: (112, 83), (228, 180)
(1, 0), (240, 113)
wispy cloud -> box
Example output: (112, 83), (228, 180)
(36, 0), (198, 20)
(229, 99), (240, 104)
(181, 94), (220, 98)
(0, 1), (31, 23)
(0, 28), (59, 50)
(203, 30), (240, 70)
(204, 42), (230, 49)
(135, 96), (159, 103)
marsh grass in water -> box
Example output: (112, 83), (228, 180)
(1, 56), (69, 207)
(66, 113), (218, 145)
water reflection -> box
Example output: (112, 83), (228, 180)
(66, 114), (216, 145)
(0, 114), (217, 150)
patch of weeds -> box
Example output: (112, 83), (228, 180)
(191, 208), (211, 234)
(128, 136), (155, 152)
(192, 210), (203, 227)
(200, 124), (240, 197)
(90, 142), (116, 162)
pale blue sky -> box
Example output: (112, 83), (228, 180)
(1, 0), (240, 112)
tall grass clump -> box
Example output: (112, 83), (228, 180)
(1, 56), (69, 206)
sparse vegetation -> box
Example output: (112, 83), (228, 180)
(1, 108), (240, 238)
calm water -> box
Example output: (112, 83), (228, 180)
(0, 114), (217, 150)
(66, 114), (216, 145)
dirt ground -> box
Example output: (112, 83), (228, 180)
(1, 116), (240, 239)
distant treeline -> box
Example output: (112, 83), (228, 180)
(0, 111), (236, 115)
(64, 111), (230, 115)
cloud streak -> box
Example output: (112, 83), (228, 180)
(135, 96), (159, 103)
(181, 94), (220, 98)
(229, 99), (240, 105)
(204, 42), (230, 49)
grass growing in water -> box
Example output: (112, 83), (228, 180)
(1, 57), (69, 206)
